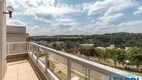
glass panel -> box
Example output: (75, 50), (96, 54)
(9, 43), (27, 53)
(89, 68), (109, 80)
(71, 61), (109, 80)
(32, 45), (38, 56)
(71, 61), (88, 80)
(47, 51), (68, 80)
(38, 48), (46, 64)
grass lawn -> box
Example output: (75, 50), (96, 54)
(56, 71), (68, 80)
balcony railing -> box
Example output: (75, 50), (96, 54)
(7, 42), (142, 80)
(7, 42), (28, 55)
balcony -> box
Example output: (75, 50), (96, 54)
(4, 42), (142, 80)
(4, 60), (38, 80)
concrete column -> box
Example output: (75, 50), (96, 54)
(0, 0), (6, 80)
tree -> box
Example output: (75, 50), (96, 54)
(80, 46), (96, 59)
(95, 48), (102, 61)
(87, 46), (97, 59)
(52, 43), (62, 50)
(128, 47), (142, 68)
(104, 49), (111, 62)
(96, 48), (111, 62)
(64, 41), (81, 53)
(108, 48), (118, 67)
(117, 49), (126, 67)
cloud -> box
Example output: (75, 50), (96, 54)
(23, 1), (80, 23)
(83, 0), (136, 23)
(99, 13), (124, 23)
(97, 20), (142, 33)
(25, 4), (78, 16)
(84, 0), (137, 16)
(7, 20), (26, 26)
(27, 20), (77, 36)
(27, 20), (142, 36)
(7, 0), (81, 23)
(133, 5), (142, 15)
(54, 22), (75, 28)
(117, 20), (142, 32)
(27, 26), (53, 36)
(6, 0), (142, 36)
(34, 13), (55, 23)
(56, 18), (75, 23)
(118, 20), (142, 27)
(27, 26), (40, 30)
(76, 20), (142, 34)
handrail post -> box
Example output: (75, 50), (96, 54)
(45, 53), (49, 73)
(31, 44), (35, 56)
(67, 59), (71, 80)
(88, 68), (90, 80)
(30, 43), (34, 57)
(28, 42), (30, 53)
(36, 46), (39, 62)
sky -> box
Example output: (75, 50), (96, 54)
(6, 0), (142, 36)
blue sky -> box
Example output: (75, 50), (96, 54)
(6, 0), (142, 36)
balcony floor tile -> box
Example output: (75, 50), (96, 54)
(4, 60), (39, 80)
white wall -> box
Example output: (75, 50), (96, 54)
(7, 26), (27, 42)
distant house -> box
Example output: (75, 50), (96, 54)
(106, 45), (115, 49)
(55, 41), (65, 47)
(125, 47), (131, 51)
(96, 45), (115, 50)
(38, 41), (48, 46)
(81, 44), (94, 47)
(96, 47), (105, 50)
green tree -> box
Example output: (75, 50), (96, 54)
(108, 49), (118, 67)
(52, 43), (62, 50)
(80, 46), (96, 59)
(117, 49), (126, 67)
(64, 41), (81, 53)
(128, 47), (142, 68)
(95, 48), (102, 61)
(96, 48), (109, 62)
